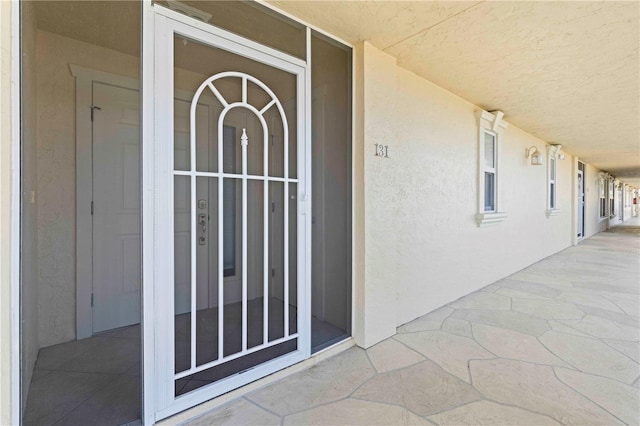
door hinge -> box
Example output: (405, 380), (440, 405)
(272, 202), (275, 212)
(91, 201), (94, 215)
(91, 293), (94, 307)
(90, 105), (101, 121)
(271, 268), (275, 277)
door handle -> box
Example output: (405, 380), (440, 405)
(198, 213), (207, 245)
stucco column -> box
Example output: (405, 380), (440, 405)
(353, 42), (399, 348)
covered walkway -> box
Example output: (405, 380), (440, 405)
(179, 228), (639, 425)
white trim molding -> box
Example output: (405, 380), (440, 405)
(474, 212), (509, 227)
(141, 2), (155, 423)
(10, 0), (22, 423)
(475, 110), (508, 227)
(478, 110), (508, 133)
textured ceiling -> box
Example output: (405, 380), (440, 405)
(33, 1), (640, 186)
(268, 0), (640, 186)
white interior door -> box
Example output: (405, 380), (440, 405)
(92, 82), (142, 333)
(150, 14), (309, 420)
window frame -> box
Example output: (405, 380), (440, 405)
(598, 174), (607, 219)
(546, 145), (562, 217)
(483, 130), (498, 213)
(609, 177), (615, 218)
(612, 179), (623, 218)
(475, 110), (508, 227)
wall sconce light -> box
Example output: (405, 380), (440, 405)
(526, 146), (543, 165)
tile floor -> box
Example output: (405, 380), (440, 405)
(183, 225), (640, 426)
(23, 301), (346, 425)
(23, 325), (142, 426)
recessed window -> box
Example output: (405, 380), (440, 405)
(549, 158), (556, 209)
(609, 178), (615, 217)
(483, 132), (497, 212)
(546, 145), (562, 217)
(475, 110), (508, 227)
(599, 176), (607, 218)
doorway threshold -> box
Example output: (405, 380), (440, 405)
(158, 337), (355, 425)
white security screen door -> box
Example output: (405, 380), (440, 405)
(150, 12), (309, 420)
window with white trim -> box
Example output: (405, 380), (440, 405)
(546, 145), (562, 217)
(549, 157), (556, 208)
(609, 178), (615, 217)
(475, 110), (508, 227)
(598, 175), (606, 218)
(483, 131), (497, 212)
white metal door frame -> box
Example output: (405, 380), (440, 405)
(9, 2), (22, 424)
(143, 4), (311, 422)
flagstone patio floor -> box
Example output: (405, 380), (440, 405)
(182, 224), (640, 425)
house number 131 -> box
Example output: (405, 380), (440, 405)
(375, 144), (390, 158)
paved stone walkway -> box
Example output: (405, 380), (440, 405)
(185, 228), (639, 425)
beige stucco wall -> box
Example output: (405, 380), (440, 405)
(353, 43), (399, 348)
(0, 1), (14, 423)
(354, 42), (578, 343)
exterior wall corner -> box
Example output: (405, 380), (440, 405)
(352, 41), (398, 348)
